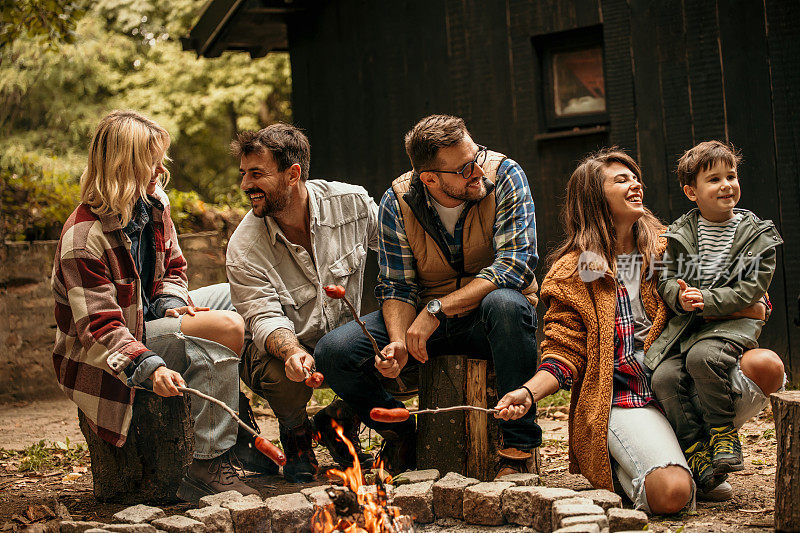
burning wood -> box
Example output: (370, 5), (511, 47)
(310, 423), (415, 533)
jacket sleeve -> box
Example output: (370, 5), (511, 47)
(59, 247), (149, 375)
(657, 239), (690, 316)
(539, 277), (588, 380)
(699, 246), (777, 317)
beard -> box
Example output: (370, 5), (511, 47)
(439, 176), (488, 203)
(250, 187), (290, 218)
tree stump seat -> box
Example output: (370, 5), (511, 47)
(416, 355), (540, 481)
(771, 391), (800, 532)
(78, 389), (194, 504)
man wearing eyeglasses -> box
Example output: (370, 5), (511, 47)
(315, 114), (541, 478)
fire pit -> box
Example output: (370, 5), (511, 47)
(311, 423), (415, 532)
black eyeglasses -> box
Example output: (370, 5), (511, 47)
(423, 145), (488, 180)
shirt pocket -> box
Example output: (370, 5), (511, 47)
(113, 280), (137, 308)
(329, 243), (367, 278)
(277, 282), (317, 309)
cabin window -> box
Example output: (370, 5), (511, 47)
(535, 26), (608, 130)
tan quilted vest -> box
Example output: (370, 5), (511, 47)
(391, 150), (538, 309)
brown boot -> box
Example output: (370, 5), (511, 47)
(494, 447), (539, 479)
(177, 449), (261, 503)
(280, 418), (319, 483)
(234, 392), (279, 475)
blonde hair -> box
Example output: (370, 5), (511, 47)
(80, 110), (171, 225)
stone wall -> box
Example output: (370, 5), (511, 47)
(0, 232), (227, 403)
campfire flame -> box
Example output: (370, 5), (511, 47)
(311, 423), (411, 533)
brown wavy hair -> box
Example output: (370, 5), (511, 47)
(547, 147), (665, 277)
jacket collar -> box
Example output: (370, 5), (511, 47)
(98, 193), (164, 234)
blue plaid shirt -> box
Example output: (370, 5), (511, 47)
(375, 158), (537, 307)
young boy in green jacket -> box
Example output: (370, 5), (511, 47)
(647, 141), (783, 491)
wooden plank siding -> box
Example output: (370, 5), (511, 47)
(276, 0), (799, 377)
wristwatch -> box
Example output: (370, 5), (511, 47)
(426, 299), (448, 322)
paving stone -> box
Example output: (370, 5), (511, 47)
(61, 521), (106, 533)
(305, 490), (333, 509)
(392, 480), (435, 524)
(357, 483), (394, 502)
(186, 506), (234, 533)
(527, 486), (579, 533)
(551, 501), (605, 531)
(552, 524), (601, 533)
(83, 529), (113, 533)
(495, 472), (541, 486)
(222, 498), (270, 533)
(104, 525), (158, 533)
(432, 472), (480, 520)
(462, 481), (515, 526)
(606, 508), (648, 532)
(559, 514), (608, 530)
(501, 485), (543, 526)
(113, 505), (166, 524)
(393, 469), (440, 486)
(199, 490), (247, 508)
(577, 489), (623, 511)
(265, 493), (314, 533)
(299, 485), (332, 497)
(150, 516), (204, 533)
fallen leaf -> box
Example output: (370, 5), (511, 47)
(71, 465), (88, 474)
(25, 504), (55, 522)
(62, 472), (82, 483)
(739, 508), (773, 513)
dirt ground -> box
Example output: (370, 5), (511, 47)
(0, 398), (779, 532)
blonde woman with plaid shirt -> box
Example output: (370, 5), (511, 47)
(51, 110), (261, 503)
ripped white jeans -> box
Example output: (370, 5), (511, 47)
(609, 358), (773, 512)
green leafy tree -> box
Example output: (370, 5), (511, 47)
(1, 0), (291, 240)
(0, 0), (86, 52)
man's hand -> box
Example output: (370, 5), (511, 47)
(406, 309), (439, 363)
(494, 388), (533, 421)
(165, 306), (210, 318)
(375, 341), (408, 378)
(151, 366), (185, 397)
(285, 352), (315, 382)
(677, 279), (704, 312)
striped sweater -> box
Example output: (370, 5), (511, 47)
(697, 213), (743, 288)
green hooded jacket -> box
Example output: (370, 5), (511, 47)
(644, 208), (783, 371)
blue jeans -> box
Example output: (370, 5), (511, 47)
(145, 283), (240, 460)
(314, 289), (542, 450)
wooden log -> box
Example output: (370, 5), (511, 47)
(78, 389), (194, 504)
(772, 391), (800, 532)
(466, 359), (488, 480)
(416, 355), (467, 474)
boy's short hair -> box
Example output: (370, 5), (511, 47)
(404, 114), (469, 172)
(676, 140), (742, 187)
(231, 123), (311, 181)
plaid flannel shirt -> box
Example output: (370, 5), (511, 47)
(375, 158), (537, 307)
(51, 186), (190, 446)
(539, 278), (655, 408)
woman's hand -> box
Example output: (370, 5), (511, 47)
(494, 388), (534, 421)
(151, 366), (185, 397)
(165, 306), (210, 318)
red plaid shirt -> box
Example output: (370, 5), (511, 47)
(51, 187), (189, 446)
(539, 278), (655, 408)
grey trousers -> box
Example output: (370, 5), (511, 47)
(651, 337), (744, 448)
(145, 283), (240, 460)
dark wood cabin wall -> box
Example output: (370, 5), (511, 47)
(765, 0), (800, 380)
(285, 0), (798, 376)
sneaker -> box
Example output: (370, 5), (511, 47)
(376, 430), (416, 475)
(697, 479), (733, 502)
(312, 403), (372, 469)
(710, 425), (744, 473)
(684, 440), (715, 489)
(234, 393), (279, 475)
(494, 447), (538, 479)
(279, 418), (318, 483)
(177, 450), (260, 503)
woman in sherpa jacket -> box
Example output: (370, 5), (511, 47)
(492, 149), (784, 514)
(51, 110), (261, 503)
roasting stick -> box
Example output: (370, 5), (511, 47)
(323, 285), (407, 392)
(135, 384), (286, 466)
(370, 405), (498, 423)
